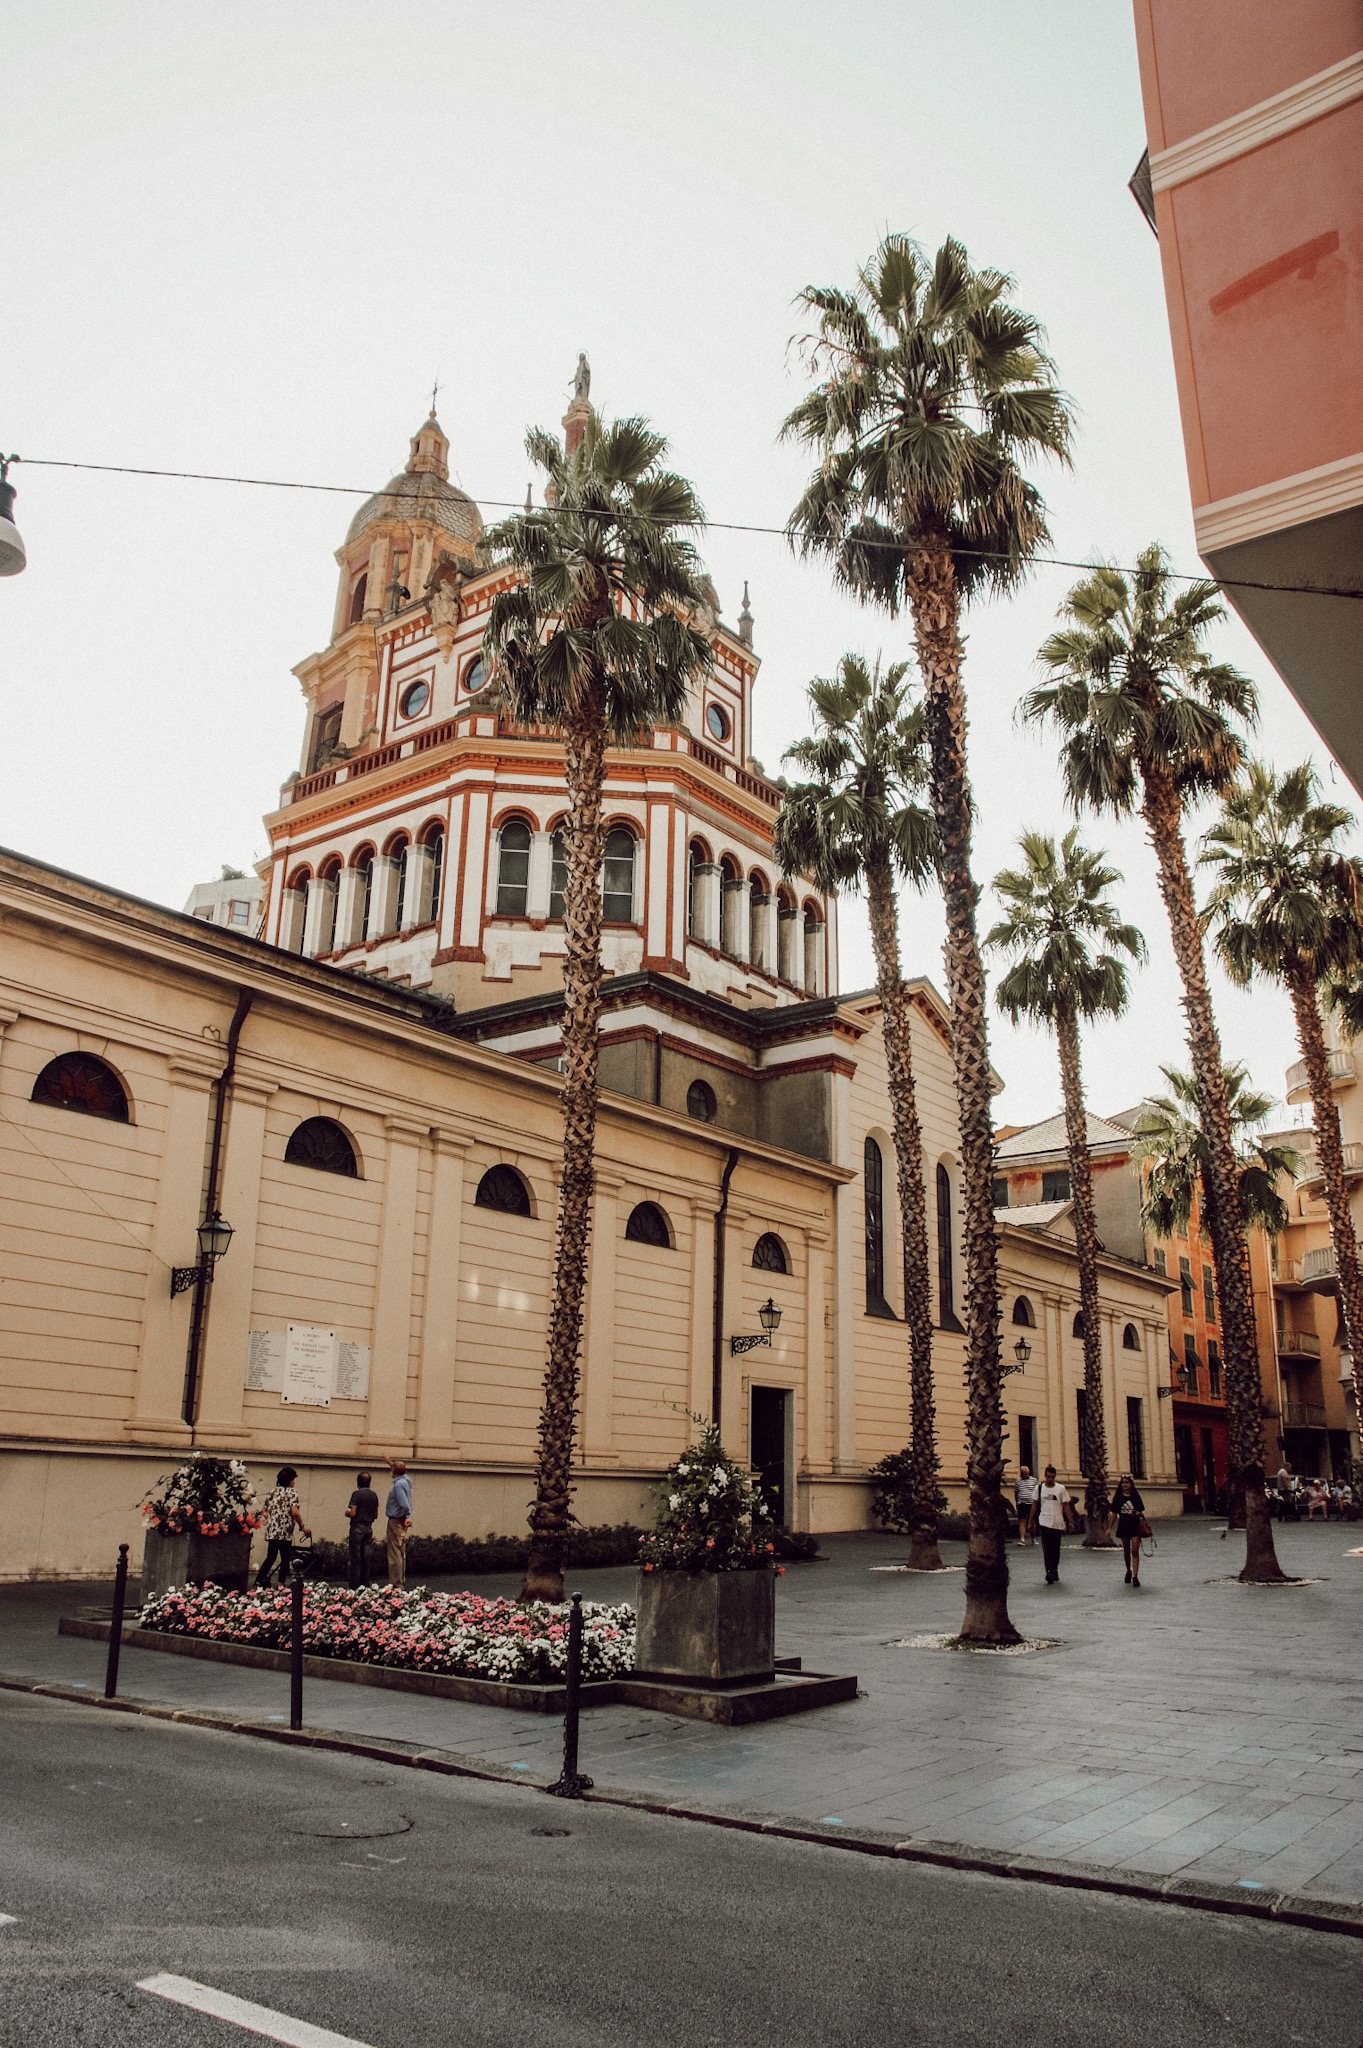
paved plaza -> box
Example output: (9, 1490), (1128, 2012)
(4, 1520), (1362, 1910)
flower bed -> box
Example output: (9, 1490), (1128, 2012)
(137, 1582), (635, 1686)
(140, 1454), (261, 1538)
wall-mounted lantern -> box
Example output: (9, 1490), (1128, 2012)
(731, 1297), (782, 1356)
(171, 1211), (235, 1297)
(1003, 1335), (1031, 1377)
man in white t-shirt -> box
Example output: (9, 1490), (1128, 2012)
(1014, 1467), (1039, 1546)
(1031, 1464), (1075, 1584)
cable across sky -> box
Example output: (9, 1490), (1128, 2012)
(8, 450), (1363, 605)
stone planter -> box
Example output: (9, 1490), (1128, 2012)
(633, 1567), (776, 1686)
(141, 1528), (253, 1600)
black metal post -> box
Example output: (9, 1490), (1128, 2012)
(547, 1592), (593, 1799)
(104, 1543), (129, 1699)
(289, 1556), (305, 1730)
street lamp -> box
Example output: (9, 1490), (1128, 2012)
(1157, 1360), (1195, 1400)
(1003, 1335), (1031, 1377)
(731, 1298), (783, 1355)
(0, 458), (26, 577)
(171, 1211), (235, 1296)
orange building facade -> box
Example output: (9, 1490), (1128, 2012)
(1131, 3), (1363, 792)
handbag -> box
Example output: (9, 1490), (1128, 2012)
(1137, 1516), (1154, 1543)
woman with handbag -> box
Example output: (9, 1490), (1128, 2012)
(1110, 1474), (1148, 1587)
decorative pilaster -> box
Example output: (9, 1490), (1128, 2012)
(778, 905), (800, 985)
(302, 876), (337, 957)
(414, 1131), (467, 1454)
(722, 877), (751, 962)
(195, 1076), (278, 1442)
(580, 1178), (619, 1461)
(363, 1118), (424, 1452)
(128, 1059), (216, 1443)
(366, 856), (400, 940)
(334, 865), (366, 950)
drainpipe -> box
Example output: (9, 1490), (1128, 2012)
(711, 1147), (740, 1426)
(182, 989), (254, 1427)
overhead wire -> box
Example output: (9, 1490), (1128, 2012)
(8, 452), (1363, 604)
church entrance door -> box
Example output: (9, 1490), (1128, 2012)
(750, 1386), (790, 1531)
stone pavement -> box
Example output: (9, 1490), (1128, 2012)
(5, 1521), (1362, 1906)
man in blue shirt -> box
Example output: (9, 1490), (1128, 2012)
(384, 1459), (413, 1587)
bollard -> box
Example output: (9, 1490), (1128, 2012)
(104, 1542), (130, 1700)
(546, 1592), (593, 1799)
(289, 1555), (306, 1730)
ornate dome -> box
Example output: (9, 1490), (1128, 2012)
(345, 412), (484, 551)
(345, 470), (484, 548)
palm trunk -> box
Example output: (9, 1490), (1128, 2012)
(1139, 762), (1286, 1583)
(522, 701), (607, 1602)
(1285, 964), (1363, 1478)
(906, 539), (1016, 1643)
(1055, 1004), (1114, 1544)
(866, 857), (942, 1570)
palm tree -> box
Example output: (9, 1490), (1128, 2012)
(482, 411), (714, 1601)
(1022, 546), (1290, 1582)
(1134, 1063), (1297, 1516)
(775, 655), (943, 1568)
(985, 831), (1145, 1545)
(1200, 761), (1363, 1461)
(784, 234), (1072, 1645)
(1133, 1064), (1297, 1246)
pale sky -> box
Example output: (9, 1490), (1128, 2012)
(2, 1), (1340, 1130)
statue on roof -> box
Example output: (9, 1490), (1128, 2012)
(573, 352), (591, 401)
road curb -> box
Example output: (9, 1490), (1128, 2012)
(5, 1671), (1361, 1942)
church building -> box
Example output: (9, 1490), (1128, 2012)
(0, 386), (1179, 1578)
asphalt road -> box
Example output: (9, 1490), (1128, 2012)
(1, 1692), (1358, 2048)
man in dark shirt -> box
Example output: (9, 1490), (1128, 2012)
(345, 1471), (380, 1588)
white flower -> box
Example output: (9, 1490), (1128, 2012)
(676, 1463), (689, 1476)
(699, 1500), (708, 1516)
(669, 1493), (681, 1510)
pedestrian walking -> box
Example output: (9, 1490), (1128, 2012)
(256, 1466), (310, 1587)
(1032, 1465), (1075, 1584)
(344, 1470), (379, 1587)
(1014, 1465), (1039, 1546)
(1110, 1473), (1147, 1586)
(384, 1458), (412, 1587)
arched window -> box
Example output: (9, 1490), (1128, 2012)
(1123, 1322), (1141, 1351)
(549, 828), (568, 920)
(310, 705), (342, 772)
(1011, 1296), (1036, 1327)
(1072, 1311), (1086, 1339)
(422, 825), (445, 924)
(496, 820), (532, 917)
(381, 836), (409, 934)
(753, 1232), (789, 1275)
(936, 1163), (958, 1329)
(686, 1078), (716, 1123)
(474, 1163), (532, 1216)
(687, 840), (708, 939)
(348, 573), (368, 625)
(285, 1117), (358, 1177)
(31, 1052), (129, 1122)
(865, 1136), (892, 1316)
(625, 1201), (673, 1248)
(602, 827), (637, 923)
(354, 848), (375, 937)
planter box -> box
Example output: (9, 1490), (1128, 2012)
(141, 1528), (252, 1599)
(633, 1567), (775, 1686)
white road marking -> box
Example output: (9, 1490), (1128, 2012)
(137, 1975), (375, 2046)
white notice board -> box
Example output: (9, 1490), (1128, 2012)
(282, 1323), (336, 1406)
(245, 1329), (286, 1393)
(334, 1342), (372, 1402)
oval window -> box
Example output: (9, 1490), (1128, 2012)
(464, 657), (488, 694)
(705, 703), (730, 742)
(399, 679), (430, 719)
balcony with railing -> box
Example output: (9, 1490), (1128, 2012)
(1275, 1244), (1340, 1291)
(1293, 1140), (1363, 1195)
(1283, 1401), (1329, 1430)
(1286, 1047), (1356, 1104)
(1278, 1327), (1322, 1359)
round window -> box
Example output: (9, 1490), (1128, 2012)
(705, 703), (730, 742)
(464, 657), (488, 694)
(399, 679), (430, 719)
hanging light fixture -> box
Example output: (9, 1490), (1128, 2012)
(171, 1211), (235, 1296)
(0, 458), (26, 576)
(731, 1298), (784, 1355)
